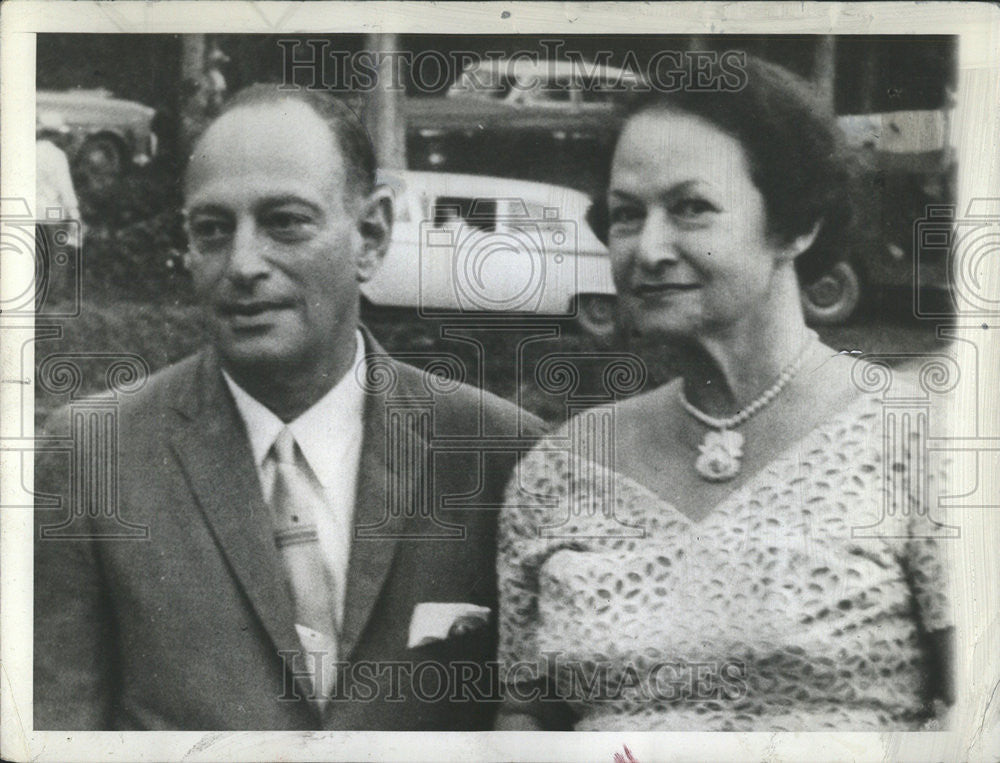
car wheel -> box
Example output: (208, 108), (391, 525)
(801, 261), (862, 325)
(75, 135), (124, 184)
(575, 294), (618, 339)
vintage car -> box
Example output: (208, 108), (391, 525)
(447, 59), (640, 110)
(362, 170), (618, 336)
(795, 109), (956, 324)
(405, 60), (634, 185)
(37, 89), (157, 177)
(406, 60), (637, 133)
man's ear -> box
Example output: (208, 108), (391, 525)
(356, 184), (394, 283)
(783, 219), (823, 261)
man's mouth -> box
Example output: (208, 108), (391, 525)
(216, 300), (293, 319)
(631, 283), (701, 297)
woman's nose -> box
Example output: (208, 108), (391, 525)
(635, 207), (681, 270)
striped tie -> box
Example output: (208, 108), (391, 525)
(266, 427), (338, 705)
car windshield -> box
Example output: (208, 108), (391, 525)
(535, 78), (573, 99)
(580, 78), (634, 104)
(433, 196), (496, 231)
(449, 69), (517, 100)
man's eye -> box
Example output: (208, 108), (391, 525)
(264, 211), (314, 236)
(671, 198), (718, 220)
(188, 218), (232, 245)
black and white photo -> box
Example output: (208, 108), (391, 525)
(1, 3), (998, 761)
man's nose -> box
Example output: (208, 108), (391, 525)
(635, 207), (681, 271)
(225, 222), (269, 284)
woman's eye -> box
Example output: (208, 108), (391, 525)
(608, 205), (644, 228)
(671, 198), (718, 219)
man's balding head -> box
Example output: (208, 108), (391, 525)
(186, 85), (376, 204)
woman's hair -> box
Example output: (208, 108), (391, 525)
(589, 55), (860, 284)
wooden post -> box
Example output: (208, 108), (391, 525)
(363, 33), (407, 169)
(179, 35), (207, 150)
(859, 43), (877, 114)
(813, 36), (836, 112)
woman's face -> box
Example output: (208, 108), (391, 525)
(607, 107), (791, 340)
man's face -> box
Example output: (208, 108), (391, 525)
(184, 101), (376, 375)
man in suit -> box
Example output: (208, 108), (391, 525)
(34, 85), (543, 730)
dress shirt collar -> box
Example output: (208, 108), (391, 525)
(222, 330), (367, 487)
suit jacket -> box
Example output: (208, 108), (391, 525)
(34, 330), (544, 730)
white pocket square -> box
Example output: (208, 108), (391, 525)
(407, 602), (491, 649)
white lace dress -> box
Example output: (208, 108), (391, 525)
(497, 395), (953, 730)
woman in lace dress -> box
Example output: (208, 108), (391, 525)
(496, 57), (954, 731)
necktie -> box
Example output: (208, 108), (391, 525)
(265, 427), (338, 704)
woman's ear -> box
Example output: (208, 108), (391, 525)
(785, 219), (823, 260)
(356, 184), (394, 283)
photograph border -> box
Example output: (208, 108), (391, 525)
(3, 2), (998, 761)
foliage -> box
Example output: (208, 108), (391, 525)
(74, 162), (196, 304)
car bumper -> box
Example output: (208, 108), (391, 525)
(133, 131), (157, 165)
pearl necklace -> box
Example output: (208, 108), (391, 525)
(680, 329), (818, 482)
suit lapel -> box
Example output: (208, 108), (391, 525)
(166, 338), (425, 715)
(167, 351), (305, 675)
(338, 331), (423, 661)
